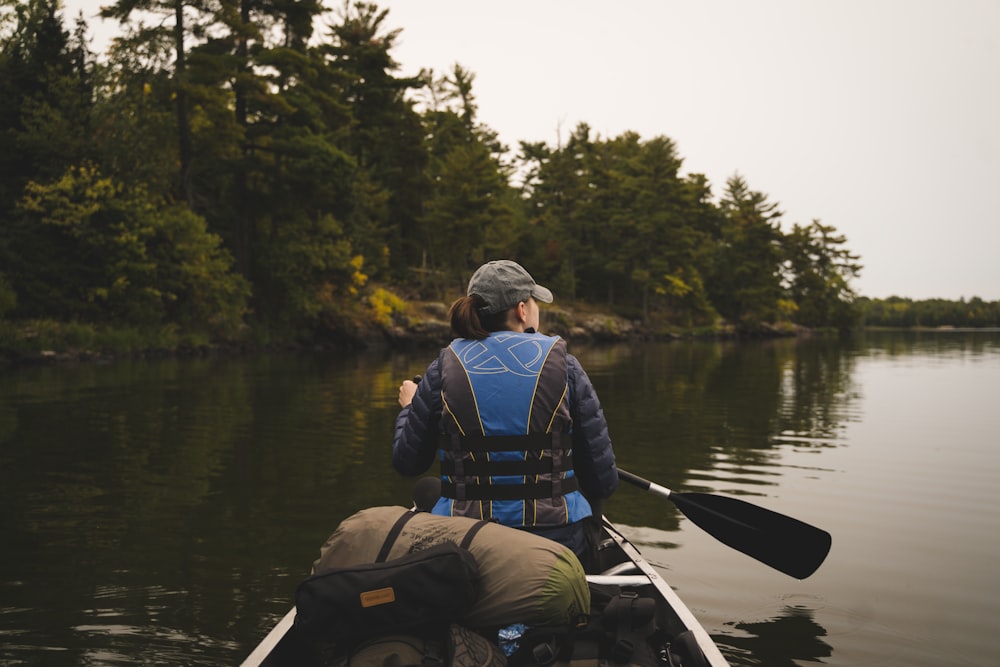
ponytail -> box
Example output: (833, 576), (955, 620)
(449, 295), (509, 340)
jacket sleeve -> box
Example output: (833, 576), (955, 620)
(392, 355), (443, 476)
(567, 353), (618, 499)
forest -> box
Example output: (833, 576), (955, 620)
(2, 1), (997, 355)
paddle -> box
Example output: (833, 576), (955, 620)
(617, 468), (831, 579)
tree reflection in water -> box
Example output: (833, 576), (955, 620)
(721, 605), (832, 667)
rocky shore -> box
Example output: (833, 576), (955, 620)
(1, 301), (803, 367)
(380, 302), (661, 349)
(377, 300), (802, 350)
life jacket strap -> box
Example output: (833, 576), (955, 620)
(441, 477), (579, 501)
(439, 432), (573, 477)
(441, 432), (564, 452)
(440, 454), (574, 477)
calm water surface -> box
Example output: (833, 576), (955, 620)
(1, 331), (998, 666)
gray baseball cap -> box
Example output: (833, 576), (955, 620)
(467, 260), (554, 314)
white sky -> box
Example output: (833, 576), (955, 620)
(63, 0), (1000, 301)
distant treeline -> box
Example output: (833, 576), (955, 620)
(859, 297), (1000, 329)
(0, 2), (983, 346)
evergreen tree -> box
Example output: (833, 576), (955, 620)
(418, 64), (520, 297)
(709, 174), (785, 328)
(322, 1), (427, 281)
(0, 0), (93, 207)
(521, 128), (717, 324)
(522, 123), (606, 302)
(99, 0), (210, 207)
(0, 0), (97, 318)
(601, 133), (715, 322)
(782, 220), (863, 329)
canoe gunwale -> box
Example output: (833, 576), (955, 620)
(598, 518), (729, 666)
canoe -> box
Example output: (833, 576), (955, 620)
(240, 516), (730, 667)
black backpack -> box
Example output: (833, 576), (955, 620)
(294, 540), (480, 644)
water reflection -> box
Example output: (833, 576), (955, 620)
(721, 605), (832, 667)
(581, 337), (856, 512)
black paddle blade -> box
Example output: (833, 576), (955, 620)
(672, 492), (831, 579)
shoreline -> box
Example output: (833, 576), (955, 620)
(1, 302), (810, 368)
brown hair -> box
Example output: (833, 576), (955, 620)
(449, 295), (510, 340)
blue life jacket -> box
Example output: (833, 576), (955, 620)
(433, 331), (592, 527)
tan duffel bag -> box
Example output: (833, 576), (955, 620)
(312, 506), (590, 629)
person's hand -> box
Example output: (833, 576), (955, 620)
(398, 379), (418, 408)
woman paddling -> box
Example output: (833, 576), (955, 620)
(392, 260), (618, 569)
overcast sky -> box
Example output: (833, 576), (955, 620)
(64, 0), (1000, 301)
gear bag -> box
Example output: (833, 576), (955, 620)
(294, 540), (480, 644)
(312, 506), (590, 629)
(506, 586), (668, 667)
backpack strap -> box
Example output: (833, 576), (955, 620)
(602, 591), (656, 663)
(378, 512), (489, 563)
(458, 519), (492, 550)
(375, 510), (418, 563)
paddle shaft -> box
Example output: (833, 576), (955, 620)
(618, 469), (672, 498)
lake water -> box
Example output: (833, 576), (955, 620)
(1, 330), (998, 666)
